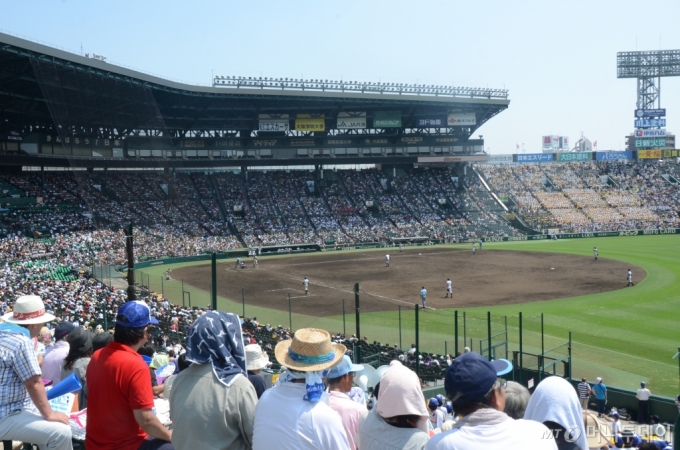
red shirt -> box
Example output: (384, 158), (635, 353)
(85, 341), (155, 450)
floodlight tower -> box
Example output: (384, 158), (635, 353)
(617, 50), (680, 110)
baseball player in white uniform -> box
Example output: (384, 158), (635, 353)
(445, 278), (452, 298)
(253, 255), (258, 268)
(234, 256), (241, 268)
(385, 254), (390, 267)
(472, 243), (476, 254)
(593, 247), (598, 260)
(627, 269), (634, 286)
(303, 276), (309, 294)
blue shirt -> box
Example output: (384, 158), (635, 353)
(421, 289), (427, 298)
(0, 331), (42, 419)
(592, 383), (607, 400)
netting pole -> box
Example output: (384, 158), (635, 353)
(454, 310), (458, 356)
(398, 305), (402, 350)
(355, 283), (360, 364)
(487, 311), (492, 360)
(519, 312), (523, 385)
(211, 253), (217, 311)
(504, 316), (508, 359)
(342, 299), (346, 336)
(463, 312), (466, 345)
(125, 223), (135, 301)
(415, 304), (420, 377)
(241, 288), (245, 317)
(288, 293), (292, 331)
(568, 331), (572, 380)
(541, 313), (544, 358)
(161, 276), (164, 297)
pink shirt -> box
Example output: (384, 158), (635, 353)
(42, 340), (69, 384)
(328, 390), (367, 450)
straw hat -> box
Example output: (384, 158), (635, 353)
(2, 295), (56, 325)
(275, 328), (345, 372)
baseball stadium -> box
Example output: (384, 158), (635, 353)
(1, 29), (679, 434)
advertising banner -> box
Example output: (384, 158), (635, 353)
(637, 149), (663, 159)
(542, 136), (553, 149)
(635, 129), (666, 137)
(516, 153), (554, 163)
(560, 136), (569, 149)
(417, 155), (489, 163)
(447, 113), (476, 126)
(336, 112), (366, 129)
(373, 111), (402, 128)
(259, 114), (290, 132)
(595, 151), (633, 161)
(295, 116), (325, 132)
(635, 109), (666, 118)
(414, 115), (446, 127)
(635, 138), (666, 148)
(556, 152), (592, 162)
(488, 154), (514, 164)
(635, 119), (666, 128)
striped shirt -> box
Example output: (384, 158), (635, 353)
(0, 331), (42, 419)
(577, 381), (591, 399)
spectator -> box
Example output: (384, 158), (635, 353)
(504, 381), (531, 419)
(426, 352), (557, 450)
(60, 327), (94, 410)
(252, 328), (349, 450)
(592, 377), (607, 418)
(138, 343), (163, 397)
(92, 331), (113, 353)
(41, 321), (74, 384)
(636, 381), (651, 424)
(86, 300), (174, 450)
(245, 343), (270, 399)
(162, 354), (189, 402)
(0, 295), (72, 449)
(170, 311), (257, 450)
(327, 355), (366, 450)
(523, 376), (589, 450)
(356, 360), (430, 450)
(577, 377), (591, 411)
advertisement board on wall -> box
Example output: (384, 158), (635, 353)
(635, 129), (666, 137)
(488, 154), (514, 164)
(595, 151), (633, 161)
(415, 115), (446, 127)
(336, 112), (366, 129)
(542, 135), (569, 150)
(516, 153), (554, 163)
(373, 111), (402, 128)
(556, 152), (592, 162)
(635, 109), (666, 118)
(635, 119), (666, 128)
(637, 149), (663, 159)
(447, 113), (476, 126)
(417, 155), (489, 163)
(635, 138), (666, 148)
(295, 115), (325, 132)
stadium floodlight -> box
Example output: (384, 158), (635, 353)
(617, 49), (680, 109)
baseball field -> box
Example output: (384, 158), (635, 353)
(138, 234), (680, 398)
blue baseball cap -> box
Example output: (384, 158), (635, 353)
(445, 352), (513, 407)
(116, 301), (158, 328)
(328, 355), (363, 379)
(428, 397), (439, 408)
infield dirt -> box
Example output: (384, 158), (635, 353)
(172, 248), (644, 317)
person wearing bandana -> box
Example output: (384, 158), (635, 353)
(170, 311), (257, 450)
(252, 328), (349, 450)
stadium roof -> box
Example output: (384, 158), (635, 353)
(0, 31), (509, 141)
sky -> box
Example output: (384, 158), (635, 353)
(2, 0), (680, 154)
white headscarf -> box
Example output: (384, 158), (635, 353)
(524, 376), (589, 450)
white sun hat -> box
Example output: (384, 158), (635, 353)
(2, 295), (56, 325)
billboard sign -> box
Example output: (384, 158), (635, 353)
(373, 111), (402, 128)
(259, 114), (290, 132)
(635, 138), (666, 148)
(295, 115), (325, 132)
(447, 113), (476, 126)
(635, 119), (666, 128)
(488, 154), (514, 164)
(336, 112), (366, 129)
(415, 115), (446, 127)
(637, 149), (663, 159)
(635, 129), (666, 137)
(516, 153), (554, 163)
(635, 109), (666, 118)
(556, 152), (592, 161)
(595, 151), (633, 161)
(417, 155), (489, 163)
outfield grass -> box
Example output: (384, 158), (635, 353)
(138, 234), (680, 397)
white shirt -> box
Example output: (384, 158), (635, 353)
(611, 419), (622, 436)
(446, 280), (452, 290)
(637, 387), (651, 401)
(426, 416), (557, 450)
(429, 409), (444, 429)
(252, 382), (350, 450)
(385, 255), (390, 261)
